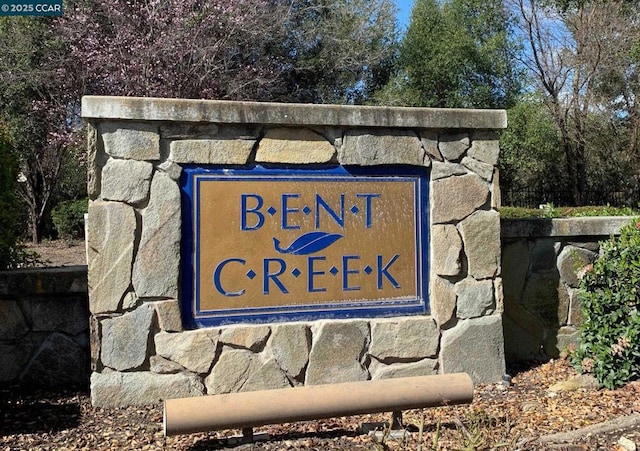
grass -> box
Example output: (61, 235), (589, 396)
(500, 203), (639, 219)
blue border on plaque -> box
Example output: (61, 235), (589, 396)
(180, 165), (429, 328)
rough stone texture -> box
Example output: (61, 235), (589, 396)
(522, 271), (560, 327)
(219, 325), (271, 352)
(150, 355), (183, 374)
(154, 300), (183, 332)
(558, 283), (571, 325)
(100, 122), (160, 160)
(205, 349), (259, 394)
(421, 132), (442, 161)
(256, 127), (336, 163)
(87, 123), (101, 199)
(468, 135), (500, 166)
(568, 288), (585, 327)
(461, 156), (493, 181)
(557, 245), (597, 288)
(91, 371), (204, 407)
(549, 375), (600, 393)
(431, 225), (462, 276)
(431, 162), (467, 180)
(438, 133), (469, 161)
(160, 123), (219, 139)
(0, 340), (38, 382)
(455, 278), (495, 319)
(531, 239), (559, 272)
(169, 138), (255, 164)
(369, 358), (438, 380)
(88, 201), (136, 314)
(306, 321), (369, 385)
(502, 240), (529, 302)
(459, 210), (501, 279)
(431, 276), (457, 326)
(431, 174), (489, 224)
(556, 326), (581, 355)
(20, 333), (89, 387)
(157, 160), (182, 181)
(369, 317), (439, 361)
(0, 300), (29, 340)
(154, 330), (218, 374)
(101, 303), (155, 371)
(121, 291), (137, 310)
(100, 158), (153, 205)
(0, 267), (88, 297)
(340, 129), (424, 166)
(502, 314), (545, 362)
(31, 298), (88, 335)
(269, 324), (310, 380)
(132, 171), (181, 298)
(440, 315), (505, 383)
(241, 357), (291, 392)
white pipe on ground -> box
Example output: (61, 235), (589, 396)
(164, 373), (474, 436)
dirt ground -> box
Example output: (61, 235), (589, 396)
(22, 239), (87, 267)
(1, 359), (639, 450)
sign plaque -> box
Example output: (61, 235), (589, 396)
(181, 166), (429, 327)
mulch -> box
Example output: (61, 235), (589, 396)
(1, 358), (639, 450)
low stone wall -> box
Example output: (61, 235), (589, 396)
(83, 96), (507, 407)
(0, 266), (89, 388)
(501, 217), (631, 362)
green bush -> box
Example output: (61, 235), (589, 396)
(51, 198), (88, 240)
(500, 204), (639, 219)
(572, 220), (640, 388)
(0, 132), (20, 269)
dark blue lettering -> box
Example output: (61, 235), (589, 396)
(356, 193), (380, 228)
(241, 194), (264, 231)
(315, 194), (344, 229)
(308, 256), (327, 292)
(213, 258), (246, 297)
(377, 254), (400, 289)
(342, 255), (360, 291)
(282, 194), (301, 230)
(263, 258), (289, 294)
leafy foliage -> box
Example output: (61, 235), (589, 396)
(380, 0), (522, 108)
(0, 129), (20, 269)
(500, 205), (639, 219)
(51, 198), (88, 241)
(572, 220), (640, 389)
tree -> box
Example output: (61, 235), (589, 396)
(378, 0), (522, 108)
(510, 0), (640, 205)
(0, 17), (79, 243)
(0, 126), (20, 269)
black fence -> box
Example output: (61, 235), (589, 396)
(502, 187), (640, 209)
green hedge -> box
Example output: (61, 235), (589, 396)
(51, 198), (88, 240)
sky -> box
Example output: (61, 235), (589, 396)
(395, 0), (414, 32)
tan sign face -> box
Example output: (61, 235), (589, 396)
(185, 168), (428, 325)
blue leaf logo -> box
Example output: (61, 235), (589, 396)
(273, 232), (343, 255)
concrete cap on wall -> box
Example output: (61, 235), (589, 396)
(81, 96), (507, 130)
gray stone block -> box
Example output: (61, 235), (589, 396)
(100, 122), (160, 160)
(440, 316), (505, 384)
(21, 332), (89, 387)
(101, 303), (154, 371)
(431, 225), (462, 276)
(220, 325), (271, 352)
(155, 330), (218, 374)
(0, 300), (28, 340)
(306, 321), (369, 385)
(461, 156), (494, 181)
(205, 349), (259, 394)
(31, 297), (88, 335)
(240, 357), (291, 392)
(431, 162), (467, 180)
(91, 371), (204, 407)
(340, 129), (424, 166)
(256, 128), (336, 163)
(369, 358), (437, 379)
(369, 317), (439, 361)
(87, 201), (136, 314)
(431, 276), (457, 326)
(431, 174), (488, 224)
(438, 133), (469, 161)
(468, 134), (500, 165)
(132, 172), (181, 299)
(557, 245), (597, 288)
(101, 158), (153, 204)
(269, 323), (310, 380)
(501, 240), (530, 303)
(169, 138), (255, 164)
(455, 278), (495, 319)
(459, 210), (501, 279)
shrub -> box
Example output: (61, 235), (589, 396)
(572, 220), (640, 388)
(0, 132), (20, 269)
(51, 198), (88, 240)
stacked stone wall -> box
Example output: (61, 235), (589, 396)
(83, 97), (507, 407)
(0, 266), (89, 388)
(502, 217), (630, 362)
